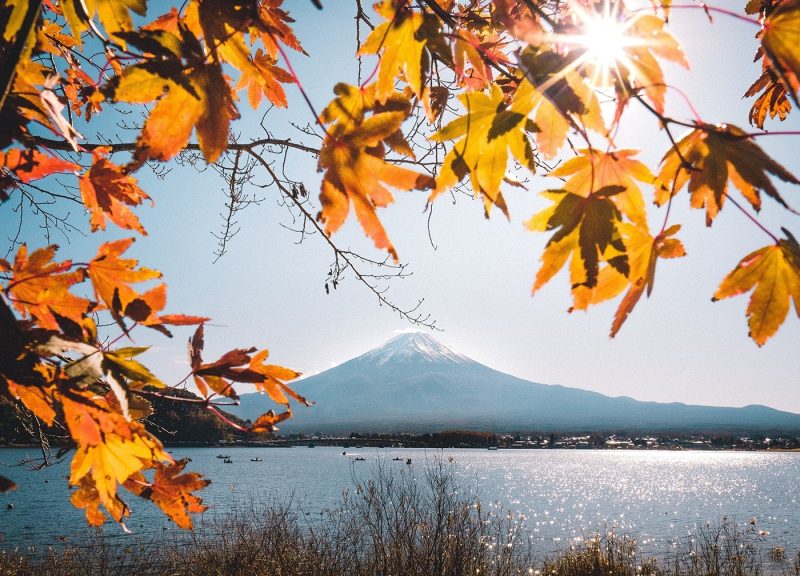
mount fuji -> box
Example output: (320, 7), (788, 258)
(228, 332), (800, 433)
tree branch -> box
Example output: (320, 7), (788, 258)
(30, 135), (320, 156)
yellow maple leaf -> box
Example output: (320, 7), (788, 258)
(761, 0), (800, 106)
(63, 391), (170, 524)
(359, 0), (428, 103)
(713, 233), (800, 346)
(527, 186), (629, 298)
(431, 84), (536, 216)
(616, 13), (688, 114)
(549, 148), (655, 227)
(60, 0), (146, 47)
(608, 223), (686, 336)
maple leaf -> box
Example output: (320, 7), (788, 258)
(527, 186), (629, 293)
(745, 65), (793, 129)
(514, 68), (605, 160)
(250, 409), (293, 433)
(760, 0), (800, 106)
(124, 460), (208, 529)
(431, 84), (536, 217)
(87, 238), (163, 321)
(71, 475), (128, 526)
(249, 0), (306, 58)
(235, 48), (294, 109)
(1, 0), (30, 42)
(142, 6), (181, 33)
(656, 124), (800, 225)
(107, 28), (239, 164)
(452, 29), (493, 90)
(60, 0), (146, 47)
(318, 83), (434, 260)
(0, 148), (79, 183)
(79, 147), (152, 235)
(188, 324), (249, 399)
(249, 349), (307, 407)
(5, 379), (57, 425)
(184, 0), (295, 111)
(103, 346), (165, 390)
(713, 231), (800, 346)
(549, 149), (655, 227)
(4, 244), (89, 329)
(63, 391), (170, 523)
(609, 223), (686, 337)
(359, 0), (430, 103)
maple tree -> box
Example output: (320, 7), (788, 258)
(1, 0), (800, 531)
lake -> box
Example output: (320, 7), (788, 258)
(1, 447), (798, 559)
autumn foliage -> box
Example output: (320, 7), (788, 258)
(1, 0), (800, 529)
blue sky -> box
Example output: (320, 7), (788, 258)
(4, 2), (799, 415)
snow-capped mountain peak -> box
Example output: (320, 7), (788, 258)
(359, 332), (470, 365)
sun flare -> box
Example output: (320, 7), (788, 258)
(580, 15), (628, 69)
(559, 0), (637, 88)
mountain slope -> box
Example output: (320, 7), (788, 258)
(228, 333), (800, 433)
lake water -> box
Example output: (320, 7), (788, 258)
(1, 447), (798, 559)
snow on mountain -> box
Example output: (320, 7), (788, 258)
(355, 332), (470, 366)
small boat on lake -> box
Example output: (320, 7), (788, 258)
(354, 457), (366, 461)
(392, 457), (402, 461)
(251, 457), (262, 462)
(216, 454), (230, 459)
(223, 458), (233, 464)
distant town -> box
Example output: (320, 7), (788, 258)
(219, 430), (800, 451)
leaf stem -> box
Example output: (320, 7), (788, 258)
(723, 192), (780, 244)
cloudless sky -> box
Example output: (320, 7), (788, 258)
(4, 2), (799, 415)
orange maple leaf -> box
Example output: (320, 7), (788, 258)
(1, 148), (80, 183)
(657, 124), (799, 225)
(318, 83), (434, 260)
(125, 459), (208, 529)
(4, 244), (89, 329)
(79, 147), (152, 235)
(86, 238), (163, 320)
(249, 349), (307, 407)
(5, 379), (57, 425)
(235, 48), (294, 109)
(107, 28), (239, 164)
(250, 409), (293, 433)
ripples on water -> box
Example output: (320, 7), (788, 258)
(0, 447), (798, 557)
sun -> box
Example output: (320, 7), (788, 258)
(560, 0), (636, 88)
(580, 15), (628, 69)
